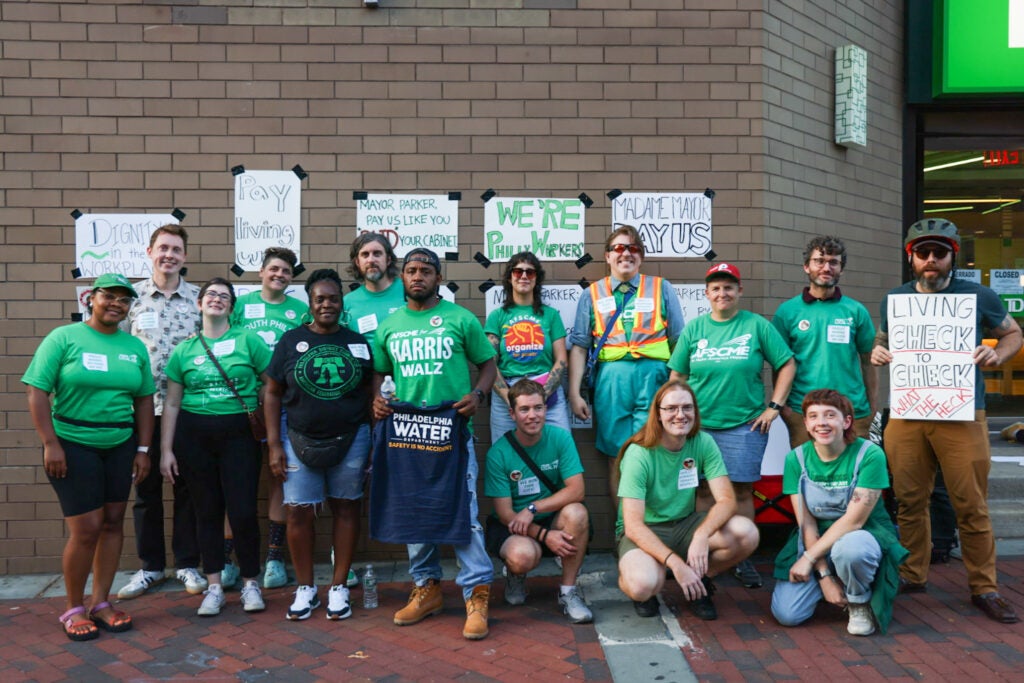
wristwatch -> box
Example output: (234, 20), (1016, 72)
(472, 388), (486, 402)
(527, 503), (538, 515)
(815, 568), (833, 580)
(767, 401), (784, 411)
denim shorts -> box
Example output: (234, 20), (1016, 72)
(282, 423), (370, 505)
(705, 422), (769, 483)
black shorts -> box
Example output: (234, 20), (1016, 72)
(47, 436), (136, 517)
(485, 514), (556, 558)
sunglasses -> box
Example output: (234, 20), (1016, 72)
(607, 243), (642, 255)
(510, 267), (537, 279)
(912, 245), (951, 260)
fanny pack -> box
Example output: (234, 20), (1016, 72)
(54, 414), (134, 429)
(287, 428), (356, 469)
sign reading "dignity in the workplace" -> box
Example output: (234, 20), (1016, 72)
(887, 293), (977, 421)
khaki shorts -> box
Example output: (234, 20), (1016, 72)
(617, 511), (708, 558)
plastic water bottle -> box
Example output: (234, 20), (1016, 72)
(380, 375), (396, 402)
(362, 564), (378, 609)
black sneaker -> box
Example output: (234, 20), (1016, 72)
(733, 559), (763, 588)
(691, 577), (718, 621)
(633, 596), (659, 618)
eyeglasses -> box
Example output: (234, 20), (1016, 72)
(912, 245), (951, 260)
(203, 291), (232, 302)
(809, 257), (842, 268)
(510, 267), (537, 279)
(95, 290), (134, 306)
(659, 404), (695, 415)
(607, 243), (642, 255)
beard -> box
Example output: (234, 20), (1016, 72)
(363, 267), (384, 284)
(913, 264), (952, 292)
(405, 286), (437, 303)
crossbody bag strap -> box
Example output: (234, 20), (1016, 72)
(586, 285), (636, 367)
(504, 430), (561, 495)
(197, 333), (252, 415)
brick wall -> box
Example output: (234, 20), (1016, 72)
(0, 0), (904, 575)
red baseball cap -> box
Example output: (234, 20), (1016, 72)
(705, 262), (741, 283)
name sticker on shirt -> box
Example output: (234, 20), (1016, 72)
(244, 303), (265, 319)
(677, 466), (699, 490)
(212, 339), (236, 357)
(633, 297), (655, 314)
(349, 343), (370, 360)
(82, 353), (109, 372)
(518, 477), (541, 497)
(826, 324), (850, 344)
(136, 310), (159, 330)
(357, 314), (379, 334)
(596, 296), (617, 314)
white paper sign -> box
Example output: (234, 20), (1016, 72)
(234, 170), (301, 272)
(887, 293), (976, 421)
(957, 269), (981, 284)
(611, 192), (712, 258)
(75, 213), (179, 279)
(483, 197), (585, 262)
(356, 194), (459, 258)
(990, 269), (1024, 295)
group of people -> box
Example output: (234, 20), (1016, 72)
(24, 217), (1022, 644)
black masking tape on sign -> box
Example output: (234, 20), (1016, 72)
(70, 209), (83, 219)
(704, 188), (716, 200)
(606, 189), (623, 201)
(473, 252), (491, 268)
(704, 250), (717, 262)
(230, 264), (245, 277)
(353, 191), (368, 200)
(446, 282), (460, 293)
(349, 282), (360, 292)
(231, 165), (245, 176)
(171, 208), (186, 221)
(292, 165), (307, 180)
(71, 267), (83, 278)
(445, 252), (458, 261)
(293, 264), (306, 277)
(481, 188), (496, 203)
(478, 280), (496, 293)
(71, 313), (83, 322)
(578, 278), (590, 290)
(578, 192), (593, 208)
(448, 191), (461, 201)
(575, 254), (593, 269)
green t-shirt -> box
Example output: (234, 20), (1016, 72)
(484, 426), (584, 518)
(230, 291), (307, 351)
(772, 294), (875, 418)
(782, 438), (892, 531)
(615, 431), (728, 536)
(21, 323), (156, 448)
(667, 310), (794, 430)
(165, 327), (272, 415)
(343, 279), (406, 348)
(372, 299), (496, 408)
(484, 304), (566, 378)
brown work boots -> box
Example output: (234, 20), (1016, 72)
(393, 579), (491, 640)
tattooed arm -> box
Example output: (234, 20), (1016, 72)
(870, 329), (891, 366)
(487, 333), (510, 404)
(544, 338), (569, 398)
(977, 313), (1023, 367)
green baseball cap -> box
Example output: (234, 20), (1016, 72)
(91, 273), (138, 297)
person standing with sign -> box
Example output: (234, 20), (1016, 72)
(370, 248), (498, 640)
(117, 224), (206, 601)
(344, 232), (406, 347)
(486, 251), (571, 441)
(230, 247), (305, 591)
(567, 225), (685, 503)
(772, 236), (877, 446)
(870, 218), (1022, 624)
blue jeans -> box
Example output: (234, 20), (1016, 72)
(282, 423), (370, 504)
(489, 383), (571, 444)
(406, 440), (493, 600)
(771, 529), (882, 626)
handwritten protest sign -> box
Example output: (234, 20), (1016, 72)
(356, 194), (459, 258)
(234, 170), (301, 272)
(888, 293), (976, 421)
(483, 197), (585, 261)
(674, 284), (712, 323)
(75, 213), (178, 279)
(611, 192), (712, 258)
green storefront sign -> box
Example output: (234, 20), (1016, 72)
(937, 0), (1024, 95)
(1001, 294), (1024, 316)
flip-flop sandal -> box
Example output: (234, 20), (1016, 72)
(89, 601), (133, 633)
(60, 606), (100, 641)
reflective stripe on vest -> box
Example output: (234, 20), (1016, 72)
(589, 275), (670, 361)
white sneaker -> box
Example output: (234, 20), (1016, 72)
(558, 586), (593, 624)
(326, 585), (352, 621)
(117, 569), (166, 599)
(240, 580), (266, 613)
(287, 585), (320, 621)
(847, 603), (876, 636)
(198, 584), (225, 616)
(176, 567), (208, 595)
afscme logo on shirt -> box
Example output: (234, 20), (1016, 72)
(691, 333), (752, 360)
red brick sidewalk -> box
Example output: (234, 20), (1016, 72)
(0, 577), (611, 682)
(665, 556), (1024, 682)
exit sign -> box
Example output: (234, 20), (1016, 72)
(938, 0), (1024, 94)
(984, 150), (1022, 166)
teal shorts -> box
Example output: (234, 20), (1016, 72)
(593, 358), (668, 456)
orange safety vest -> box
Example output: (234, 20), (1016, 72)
(589, 275), (670, 362)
